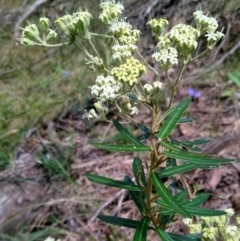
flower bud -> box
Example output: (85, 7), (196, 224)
(23, 24), (40, 41)
(39, 17), (50, 32)
(45, 29), (58, 42)
(143, 84), (153, 95)
(20, 36), (36, 46)
(153, 81), (163, 92)
(147, 18), (169, 36)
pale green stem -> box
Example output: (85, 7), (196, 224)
(87, 37), (101, 59)
(137, 50), (158, 77)
(190, 48), (209, 62)
(168, 63), (186, 109)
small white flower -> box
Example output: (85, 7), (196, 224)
(153, 81), (163, 91)
(143, 84), (153, 94)
(225, 208), (235, 217)
(82, 109), (98, 120)
(183, 218), (193, 226)
(225, 225), (238, 237)
(130, 106), (139, 115)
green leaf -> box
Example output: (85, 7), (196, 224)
(151, 173), (192, 218)
(166, 157), (177, 168)
(161, 206), (226, 217)
(177, 117), (196, 124)
(89, 142), (150, 152)
(156, 228), (175, 241)
(132, 157), (147, 188)
(168, 233), (201, 241)
(183, 207), (226, 216)
(158, 163), (202, 178)
(163, 150), (235, 166)
(98, 215), (140, 229)
(112, 119), (145, 146)
(85, 173), (141, 191)
(161, 140), (185, 152)
(184, 193), (210, 207)
(174, 190), (188, 202)
(158, 98), (191, 140)
(182, 138), (211, 146)
(124, 176), (146, 214)
(133, 216), (149, 241)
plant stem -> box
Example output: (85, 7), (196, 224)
(167, 63), (186, 109)
(137, 50), (158, 77)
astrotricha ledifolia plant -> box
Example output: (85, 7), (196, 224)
(20, 1), (238, 240)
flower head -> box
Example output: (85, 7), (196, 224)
(55, 10), (92, 37)
(169, 24), (199, 56)
(111, 57), (146, 87)
(147, 18), (169, 36)
(99, 0), (124, 24)
(152, 47), (178, 70)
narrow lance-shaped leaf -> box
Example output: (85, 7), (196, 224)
(182, 207), (226, 217)
(158, 98), (191, 140)
(184, 193), (210, 207)
(156, 228), (175, 241)
(112, 119), (145, 146)
(132, 157), (147, 188)
(124, 176), (146, 214)
(158, 163), (203, 178)
(89, 142), (150, 152)
(151, 173), (192, 218)
(163, 150), (235, 166)
(98, 215), (140, 229)
(85, 173), (141, 191)
(168, 233), (201, 241)
(177, 117), (196, 124)
(133, 216), (149, 241)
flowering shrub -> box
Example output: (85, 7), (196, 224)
(20, 1), (236, 240)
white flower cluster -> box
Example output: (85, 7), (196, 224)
(193, 10), (219, 33)
(152, 47), (178, 70)
(112, 44), (137, 61)
(143, 81), (163, 95)
(55, 11), (92, 37)
(111, 57), (146, 87)
(169, 24), (200, 56)
(90, 75), (122, 102)
(193, 10), (224, 49)
(99, 0), (124, 24)
(184, 209), (240, 241)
